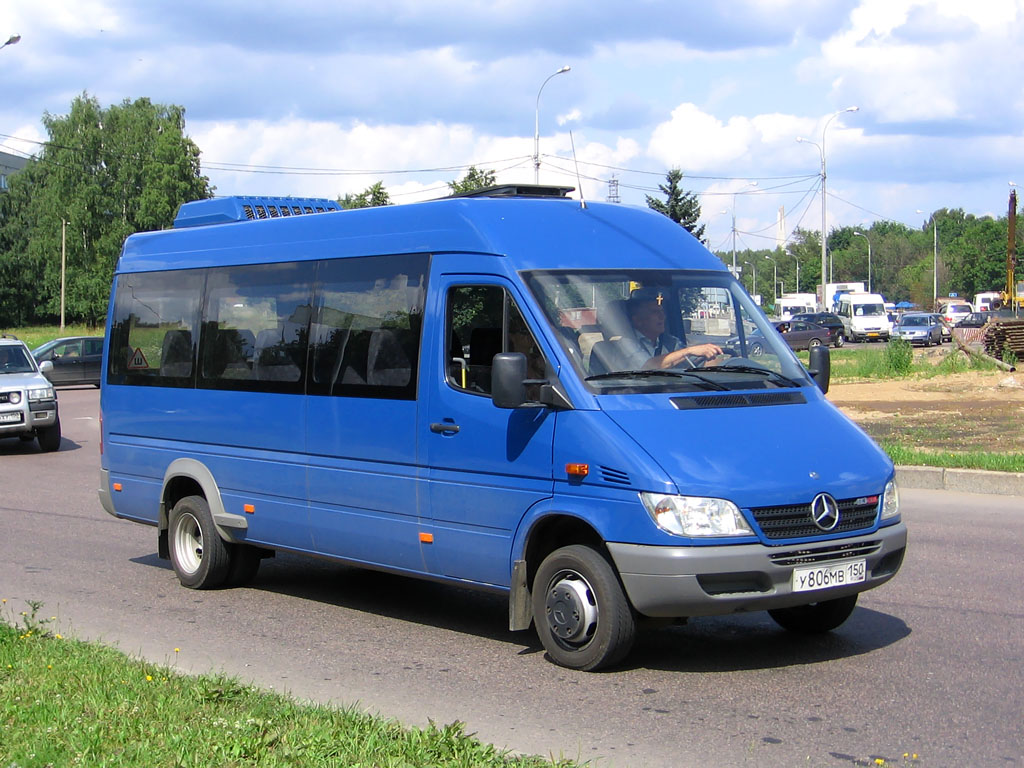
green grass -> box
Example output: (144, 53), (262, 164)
(881, 442), (1024, 473)
(797, 343), (1001, 382)
(0, 601), (578, 768)
(0, 324), (101, 350)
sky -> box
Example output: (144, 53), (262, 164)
(2, 0), (1023, 258)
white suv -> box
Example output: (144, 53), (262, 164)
(0, 336), (61, 452)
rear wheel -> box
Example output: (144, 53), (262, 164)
(808, 338), (823, 348)
(833, 332), (845, 348)
(768, 594), (858, 633)
(168, 495), (230, 589)
(532, 545), (636, 671)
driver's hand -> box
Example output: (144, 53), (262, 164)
(685, 343), (723, 360)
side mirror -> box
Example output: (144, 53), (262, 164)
(492, 353), (528, 409)
(39, 360), (54, 373)
(807, 345), (830, 394)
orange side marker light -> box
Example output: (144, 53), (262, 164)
(419, 532), (434, 544)
(566, 463), (589, 478)
(112, 482), (123, 492)
(243, 504), (255, 514)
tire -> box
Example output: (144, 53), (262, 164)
(532, 545), (636, 671)
(833, 332), (845, 348)
(227, 544), (262, 586)
(808, 338), (822, 348)
(768, 594), (858, 634)
(748, 342), (764, 358)
(37, 417), (61, 452)
(168, 495), (231, 589)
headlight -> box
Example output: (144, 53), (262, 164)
(8, 391), (21, 404)
(28, 386), (54, 401)
(881, 479), (900, 520)
(640, 493), (754, 537)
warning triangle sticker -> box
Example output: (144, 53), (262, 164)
(127, 347), (149, 370)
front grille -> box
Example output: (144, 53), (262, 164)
(749, 496), (878, 540)
(769, 540), (881, 567)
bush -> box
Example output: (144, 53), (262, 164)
(884, 338), (913, 375)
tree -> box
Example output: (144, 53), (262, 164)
(645, 169), (705, 243)
(338, 181), (391, 209)
(0, 93), (212, 326)
(448, 166), (496, 195)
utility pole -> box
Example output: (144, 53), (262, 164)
(1008, 188), (1017, 311)
(60, 219), (66, 331)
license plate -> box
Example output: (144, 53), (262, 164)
(792, 559), (866, 593)
(867, 332), (879, 337)
(0, 411), (23, 424)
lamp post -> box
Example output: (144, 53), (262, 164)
(534, 66), (571, 184)
(730, 181), (758, 275)
(743, 260), (756, 296)
(764, 254), (778, 305)
(916, 209), (938, 310)
(853, 231), (872, 293)
(1, 34), (20, 51)
(798, 105), (858, 310)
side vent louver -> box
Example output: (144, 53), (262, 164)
(599, 466), (632, 486)
(174, 196), (342, 228)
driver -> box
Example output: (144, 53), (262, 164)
(625, 296), (722, 369)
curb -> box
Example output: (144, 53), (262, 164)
(895, 466), (1024, 497)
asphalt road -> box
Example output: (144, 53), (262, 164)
(1, 387), (1021, 768)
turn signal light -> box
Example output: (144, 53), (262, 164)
(565, 463), (589, 477)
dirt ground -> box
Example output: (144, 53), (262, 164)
(827, 348), (1024, 453)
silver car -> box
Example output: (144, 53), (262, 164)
(894, 313), (943, 346)
(0, 337), (61, 451)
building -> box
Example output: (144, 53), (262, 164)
(0, 149), (27, 192)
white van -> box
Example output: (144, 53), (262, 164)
(836, 292), (890, 342)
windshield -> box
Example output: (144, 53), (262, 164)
(0, 345), (36, 374)
(855, 303), (886, 317)
(524, 269), (813, 394)
(899, 316), (928, 328)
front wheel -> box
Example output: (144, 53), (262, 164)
(37, 417), (61, 452)
(168, 495), (231, 589)
(532, 545), (636, 671)
(768, 594), (858, 633)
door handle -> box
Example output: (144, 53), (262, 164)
(430, 422), (460, 434)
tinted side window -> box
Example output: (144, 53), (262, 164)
(308, 254), (427, 400)
(107, 270), (204, 387)
(198, 262), (315, 395)
(446, 285), (545, 397)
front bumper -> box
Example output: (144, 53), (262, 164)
(0, 399), (57, 435)
(608, 522), (907, 618)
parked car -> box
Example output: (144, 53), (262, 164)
(0, 337), (61, 451)
(932, 314), (952, 343)
(894, 313), (943, 346)
(773, 320), (833, 351)
(957, 312), (989, 329)
(790, 312), (846, 347)
(31, 336), (104, 387)
(940, 302), (973, 326)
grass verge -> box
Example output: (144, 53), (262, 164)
(0, 602), (577, 768)
(880, 441), (1024, 473)
(0, 324), (101, 350)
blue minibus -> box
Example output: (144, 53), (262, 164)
(99, 187), (906, 670)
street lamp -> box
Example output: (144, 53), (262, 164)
(534, 66), (571, 184)
(743, 260), (757, 296)
(730, 181), (758, 275)
(916, 209), (938, 310)
(797, 105), (858, 310)
(853, 231), (872, 293)
(764, 254), (778, 305)
(1, 34), (20, 51)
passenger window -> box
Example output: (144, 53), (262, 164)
(199, 262), (315, 394)
(308, 254), (427, 401)
(446, 285), (546, 397)
(107, 270), (204, 387)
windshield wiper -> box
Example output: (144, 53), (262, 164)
(697, 364), (803, 387)
(585, 369), (729, 391)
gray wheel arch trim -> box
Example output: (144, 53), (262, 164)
(160, 458), (247, 539)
